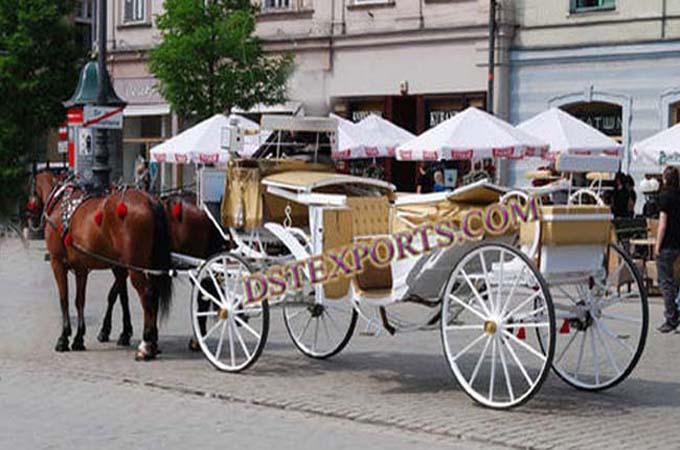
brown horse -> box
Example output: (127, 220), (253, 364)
(97, 192), (225, 348)
(34, 171), (172, 360)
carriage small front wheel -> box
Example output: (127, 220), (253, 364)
(441, 243), (556, 409)
(283, 289), (358, 360)
(191, 251), (269, 373)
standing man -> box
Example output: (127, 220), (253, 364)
(655, 166), (680, 333)
(416, 163), (433, 194)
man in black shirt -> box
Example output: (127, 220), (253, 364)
(655, 166), (680, 332)
(416, 164), (433, 194)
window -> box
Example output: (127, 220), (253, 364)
(122, 0), (147, 24)
(571, 0), (615, 13)
(75, 0), (93, 21)
(262, 0), (292, 12)
(353, 0), (391, 4)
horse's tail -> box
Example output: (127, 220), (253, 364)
(149, 199), (173, 321)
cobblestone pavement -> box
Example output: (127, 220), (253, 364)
(1, 238), (680, 449)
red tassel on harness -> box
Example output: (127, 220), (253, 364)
(63, 233), (73, 247)
(26, 199), (37, 211)
(57, 224), (64, 235)
(560, 319), (571, 334)
(517, 327), (526, 340)
(116, 202), (128, 219)
(94, 210), (104, 226)
(171, 202), (182, 220)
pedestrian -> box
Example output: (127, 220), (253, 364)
(611, 172), (631, 218)
(416, 163), (433, 194)
(433, 170), (446, 192)
(654, 166), (680, 333)
(624, 174), (637, 217)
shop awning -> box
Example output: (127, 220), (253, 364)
(396, 107), (548, 161)
(633, 122), (680, 171)
(123, 104), (171, 117)
(517, 108), (622, 160)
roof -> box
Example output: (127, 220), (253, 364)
(261, 171), (395, 192)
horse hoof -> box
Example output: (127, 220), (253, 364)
(71, 340), (86, 351)
(135, 350), (156, 361)
(97, 331), (110, 343)
(188, 338), (201, 352)
(116, 334), (132, 347)
(55, 339), (70, 352)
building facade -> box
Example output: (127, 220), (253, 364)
(509, 0), (680, 186)
(257, 0), (512, 189)
(104, 0), (511, 188)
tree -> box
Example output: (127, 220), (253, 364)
(150, 0), (293, 121)
(0, 0), (80, 213)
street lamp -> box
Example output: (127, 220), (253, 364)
(64, 0), (126, 191)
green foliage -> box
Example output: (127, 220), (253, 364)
(0, 0), (80, 213)
(150, 0), (293, 121)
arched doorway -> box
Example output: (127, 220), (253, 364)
(670, 100), (680, 126)
(562, 101), (623, 142)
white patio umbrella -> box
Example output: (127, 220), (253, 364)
(330, 114), (373, 160)
(150, 114), (269, 164)
(396, 107), (548, 161)
(518, 107), (622, 160)
(633, 122), (680, 171)
(355, 114), (415, 158)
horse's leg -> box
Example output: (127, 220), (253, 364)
(71, 269), (88, 351)
(130, 272), (158, 361)
(97, 274), (119, 343)
(117, 270), (133, 347)
(52, 258), (71, 352)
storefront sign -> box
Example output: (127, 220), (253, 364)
(429, 110), (457, 127)
(571, 112), (622, 137)
(113, 77), (165, 105)
(351, 110), (382, 122)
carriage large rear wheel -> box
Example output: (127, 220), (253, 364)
(538, 243), (648, 391)
(191, 252), (269, 372)
(441, 243), (555, 409)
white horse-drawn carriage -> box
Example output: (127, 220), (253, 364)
(177, 116), (647, 409)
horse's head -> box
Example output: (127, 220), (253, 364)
(26, 171), (59, 223)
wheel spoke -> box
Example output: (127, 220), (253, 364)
(215, 321), (227, 361)
(574, 330), (587, 380)
(594, 321), (620, 375)
(233, 324), (252, 361)
(502, 290), (542, 322)
(499, 265), (527, 318)
(503, 337), (533, 386)
(597, 319), (636, 356)
(502, 330), (547, 361)
(228, 319), (236, 367)
(498, 340), (514, 402)
(512, 305), (547, 322)
(321, 314), (332, 343)
(496, 250), (505, 315)
(234, 315), (261, 340)
(478, 251), (493, 314)
(325, 309), (345, 335)
(298, 315), (313, 342)
(469, 336), (492, 386)
(195, 311), (218, 317)
(451, 332), (487, 362)
(449, 294), (487, 322)
(489, 339), (497, 402)
(208, 267), (228, 306)
(445, 324), (485, 331)
(203, 319), (223, 340)
(312, 318), (320, 353)
(511, 322), (550, 329)
(460, 269), (492, 317)
(600, 313), (641, 324)
(194, 281), (223, 309)
(555, 330), (579, 364)
(589, 327), (600, 385)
